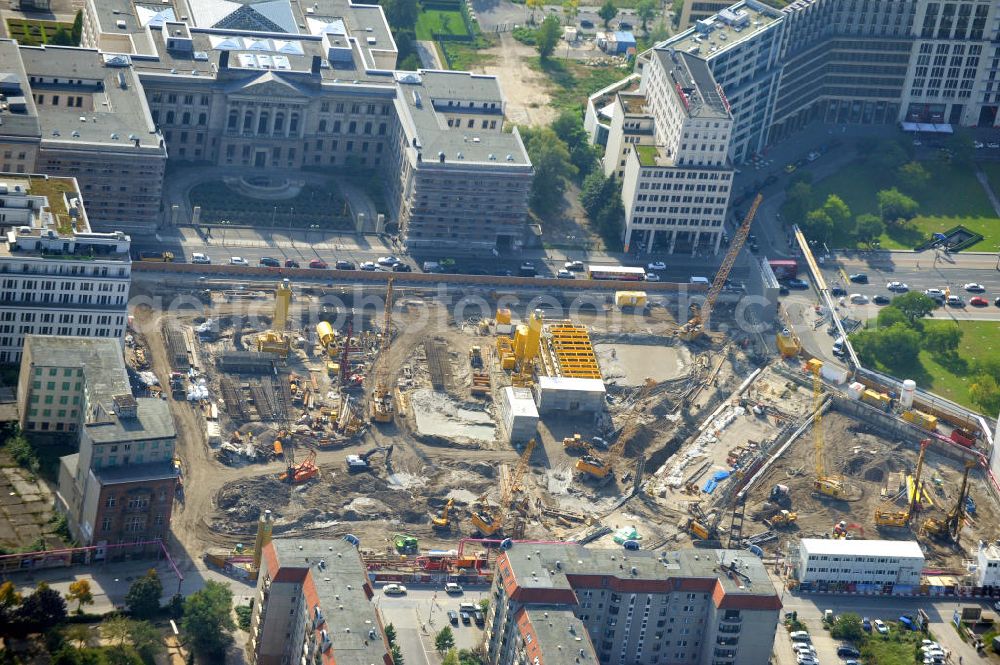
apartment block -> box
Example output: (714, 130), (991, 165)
(249, 537), (391, 665)
(0, 41), (166, 232)
(486, 543), (781, 665)
(0, 174), (130, 364)
(19, 336), (177, 556)
(797, 539), (925, 588)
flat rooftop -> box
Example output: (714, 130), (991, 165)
(9, 45), (164, 154)
(660, 0), (782, 58)
(24, 337), (130, 412)
(270, 538), (390, 665)
(0, 41), (41, 139)
(800, 538), (925, 559)
(85, 398), (176, 443)
(94, 460), (178, 485)
(520, 607), (598, 665)
(395, 70), (532, 168)
(653, 48), (730, 120)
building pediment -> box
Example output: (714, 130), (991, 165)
(233, 71), (309, 98)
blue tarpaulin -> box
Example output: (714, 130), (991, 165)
(702, 470), (731, 494)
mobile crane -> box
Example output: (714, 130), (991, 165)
(370, 278), (395, 423)
(874, 438), (929, 528)
(471, 439), (536, 537)
(576, 379), (655, 481)
(679, 194), (762, 341)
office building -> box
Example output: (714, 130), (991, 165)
(0, 174), (130, 364)
(797, 538), (925, 587)
(249, 537), (391, 665)
(677, 0), (735, 30)
(19, 336), (178, 556)
(0, 41), (166, 232)
(486, 543), (781, 665)
(591, 0), (1000, 168)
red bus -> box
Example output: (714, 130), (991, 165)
(588, 265), (648, 281)
(767, 259), (798, 280)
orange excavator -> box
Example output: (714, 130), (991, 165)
(279, 449), (318, 484)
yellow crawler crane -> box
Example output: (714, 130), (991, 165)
(471, 439), (536, 537)
(875, 438), (929, 527)
(370, 277), (395, 423)
(806, 359), (847, 499)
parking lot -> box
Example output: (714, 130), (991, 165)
(376, 584), (489, 665)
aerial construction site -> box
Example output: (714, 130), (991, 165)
(128, 199), (998, 582)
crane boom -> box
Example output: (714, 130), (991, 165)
(370, 278), (395, 422)
(680, 193), (762, 340)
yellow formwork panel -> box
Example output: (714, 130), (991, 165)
(546, 323), (602, 380)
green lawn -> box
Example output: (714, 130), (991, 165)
(860, 628), (923, 665)
(636, 144), (657, 166)
(917, 320), (1000, 410)
(802, 159), (999, 250)
(415, 9), (469, 40)
(5, 19), (75, 47)
(440, 41), (495, 70)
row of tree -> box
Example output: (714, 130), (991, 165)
(787, 178), (919, 246)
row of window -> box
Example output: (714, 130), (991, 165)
(10, 311), (124, 325)
(0, 265), (128, 277)
(2, 280), (124, 292)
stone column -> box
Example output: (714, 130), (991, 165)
(713, 230), (723, 255)
(646, 229), (655, 254)
(669, 229), (677, 254)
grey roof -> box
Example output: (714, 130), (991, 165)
(521, 608), (597, 665)
(653, 48), (731, 120)
(85, 398), (176, 443)
(394, 70), (532, 168)
(0, 41), (41, 139)
(14, 45), (165, 153)
(94, 460), (178, 485)
(24, 336), (130, 408)
(271, 538), (391, 665)
(503, 543), (776, 598)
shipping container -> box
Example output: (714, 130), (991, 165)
(903, 409), (938, 431)
(768, 259), (798, 280)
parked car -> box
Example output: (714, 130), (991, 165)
(947, 295), (965, 307)
(565, 260), (585, 271)
(445, 583), (463, 594)
(971, 296), (988, 307)
(850, 293), (869, 304)
(964, 282), (986, 292)
(335, 260), (356, 270)
(382, 584), (407, 595)
(789, 631), (810, 642)
(359, 261), (377, 271)
(837, 646), (861, 658)
(873, 619), (889, 634)
(862, 617), (872, 632)
(229, 256), (249, 266)
(460, 611), (471, 624)
(873, 294), (891, 305)
(995, 297), (1000, 307)
(618, 21), (632, 29)
(830, 286), (847, 296)
(849, 273), (868, 283)
(557, 269), (575, 279)
(518, 262), (537, 277)
(190, 252), (211, 264)
(284, 259), (300, 268)
(259, 256), (281, 267)
(309, 259), (329, 269)
(392, 263), (412, 272)
(785, 278), (809, 289)
(377, 255), (400, 266)
(448, 610), (459, 625)
(473, 610), (485, 626)
(579, 19), (593, 28)
(924, 288), (946, 299)
(886, 281), (909, 291)
(647, 261), (666, 271)
(645, 273), (660, 282)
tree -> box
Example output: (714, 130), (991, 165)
(104, 645), (143, 665)
(182, 581), (235, 657)
(71, 11), (83, 43)
(562, 0), (579, 24)
(875, 306), (907, 330)
(877, 187), (919, 225)
(871, 138), (908, 172)
(49, 27), (75, 46)
(970, 374), (1000, 414)
(519, 126), (576, 214)
(581, 170), (615, 217)
(380, 0), (418, 30)
(830, 613), (864, 641)
(125, 569), (162, 619)
(126, 619), (164, 664)
(385, 623), (398, 646)
(802, 209), (833, 244)
(551, 111), (597, 177)
(63, 624), (93, 649)
(891, 291), (936, 324)
(598, 0), (618, 27)
(459, 648), (485, 665)
(442, 649), (459, 665)
(0, 580), (22, 619)
(636, 0), (656, 30)
(167, 593), (185, 620)
(66, 580), (93, 614)
(878, 323), (921, 369)
(855, 213), (885, 245)
(435, 626), (456, 653)
(897, 161), (930, 192)
(101, 616), (133, 647)
(922, 324), (962, 356)
(821, 194), (852, 233)
(16, 582), (68, 631)
(392, 644), (405, 665)
(784, 181), (813, 224)
(536, 15), (561, 59)
(526, 0), (545, 23)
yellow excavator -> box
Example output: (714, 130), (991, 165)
(432, 498), (454, 529)
(370, 277), (395, 423)
(471, 439), (535, 537)
(679, 194), (762, 341)
(875, 439), (929, 528)
(922, 458), (976, 542)
(576, 380), (655, 481)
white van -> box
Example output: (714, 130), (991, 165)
(690, 276), (710, 286)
